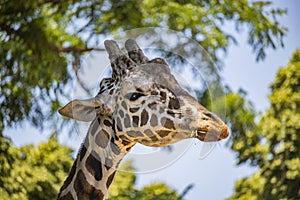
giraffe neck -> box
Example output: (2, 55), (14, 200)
(58, 116), (135, 200)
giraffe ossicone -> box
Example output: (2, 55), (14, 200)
(57, 39), (229, 200)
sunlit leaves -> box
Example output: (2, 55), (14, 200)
(0, 135), (73, 200)
(229, 171), (266, 200)
(136, 183), (181, 200)
(108, 161), (182, 200)
(202, 53), (300, 199)
(230, 50), (300, 200)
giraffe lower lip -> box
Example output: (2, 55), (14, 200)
(196, 130), (221, 142)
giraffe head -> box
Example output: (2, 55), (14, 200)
(59, 39), (229, 148)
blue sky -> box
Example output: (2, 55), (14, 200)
(5, 0), (300, 199)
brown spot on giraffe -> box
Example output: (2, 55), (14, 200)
(129, 107), (139, 113)
(85, 152), (103, 181)
(118, 109), (124, 118)
(74, 170), (104, 199)
(110, 138), (121, 155)
(150, 114), (158, 126)
(140, 109), (149, 126)
(124, 114), (131, 128)
(104, 158), (113, 170)
(127, 130), (144, 137)
(116, 117), (123, 131)
(90, 120), (99, 136)
(121, 101), (127, 110)
(132, 116), (139, 127)
(151, 90), (159, 95)
(95, 129), (110, 148)
(106, 171), (116, 189)
(161, 117), (176, 130)
(148, 102), (157, 110)
(156, 130), (172, 138)
(61, 192), (73, 200)
(79, 145), (87, 161)
(168, 96), (180, 109)
(160, 91), (167, 101)
(144, 129), (155, 137)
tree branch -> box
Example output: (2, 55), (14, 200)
(51, 44), (105, 96)
(72, 51), (93, 96)
(180, 183), (194, 199)
(51, 44), (105, 53)
(43, 0), (64, 4)
(0, 24), (17, 35)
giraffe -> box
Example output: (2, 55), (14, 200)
(57, 39), (229, 200)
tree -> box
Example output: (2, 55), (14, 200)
(0, 0), (287, 135)
(0, 135), (74, 200)
(229, 50), (300, 200)
(0, 137), (182, 200)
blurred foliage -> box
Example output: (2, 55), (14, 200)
(200, 86), (257, 165)
(0, 135), (74, 200)
(0, 0), (287, 135)
(78, 0), (286, 62)
(200, 50), (300, 199)
(221, 91), (259, 166)
(109, 161), (183, 200)
(0, 136), (183, 200)
(0, 0), (75, 131)
(109, 161), (136, 199)
(229, 50), (300, 199)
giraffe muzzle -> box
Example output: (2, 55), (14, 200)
(194, 111), (229, 142)
(195, 124), (229, 142)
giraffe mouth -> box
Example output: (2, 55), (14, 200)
(194, 124), (229, 142)
(195, 130), (220, 142)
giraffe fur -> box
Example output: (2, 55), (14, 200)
(57, 39), (229, 200)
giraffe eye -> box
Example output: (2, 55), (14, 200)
(125, 92), (145, 101)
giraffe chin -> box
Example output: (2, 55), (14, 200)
(196, 132), (219, 142)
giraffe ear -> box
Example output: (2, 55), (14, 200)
(58, 99), (100, 122)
